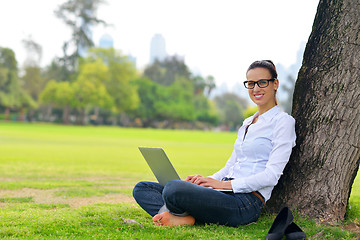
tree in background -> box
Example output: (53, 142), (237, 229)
(71, 58), (113, 124)
(242, 105), (258, 119)
(21, 37), (48, 121)
(143, 55), (191, 86)
(0, 47), (36, 120)
(40, 48), (139, 125)
(54, 0), (107, 79)
(40, 59), (114, 125)
(139, 55), (218, 128)
(214, 93), (247, 130)
(130, 78), (159, 127)
(42, 60), (72, 83)
(193, 94), (218, 125)
(131, 77), (196, 127)
(156, 78), (195, 123)
(267, 0), (360, 223)
(279, 75), (296, 114)
(0, 47), (19, 119)
(40, 80), (74, 123)
(191, 75), (206, 95)
(204, 75), (216, 97)
(87, 48), (139, 121)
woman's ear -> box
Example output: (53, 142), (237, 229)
(274, 78), (279, 90)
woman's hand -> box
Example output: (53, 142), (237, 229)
(185, 175), (232, 190)
(185, 175), (203, 183)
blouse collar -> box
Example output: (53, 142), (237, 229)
(244, 105), (281, 125)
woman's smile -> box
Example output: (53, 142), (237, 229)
(254, 93), (264, 100)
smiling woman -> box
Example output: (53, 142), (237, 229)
(132, 60), (296, 230)
(245, 60), (279, 115)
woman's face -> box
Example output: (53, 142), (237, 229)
(246, 67), (279, 111)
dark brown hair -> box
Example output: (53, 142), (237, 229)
(247, 60), (277, 78)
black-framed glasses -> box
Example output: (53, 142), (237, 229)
(243, 78), (276, 89)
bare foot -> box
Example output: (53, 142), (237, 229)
(152, 212), (195, 226)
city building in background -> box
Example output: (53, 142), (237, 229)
(149, 34), (167, 64)
(98, 33), (114, 48)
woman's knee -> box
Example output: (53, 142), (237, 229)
(133, 181), (145, 199)
(163, 180), (190, 200)
(133, 181), (161, 198)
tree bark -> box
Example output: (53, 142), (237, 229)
(267, 0), (360, 223)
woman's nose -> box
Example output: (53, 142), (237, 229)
(253, 83), (261, 91)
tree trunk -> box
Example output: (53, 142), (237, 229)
(19, 108), (25, 121)
(267, 0), (360, 223)
(76, 108), (87, 125)
(4, 107), (10, 120)
(63, 105), (70, 124)
(44, 105), (52, 122)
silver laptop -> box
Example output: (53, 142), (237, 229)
(138, 147), (181, 186)
(138, 147), (232, 192)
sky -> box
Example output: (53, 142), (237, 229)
(0, 0), (319, 88)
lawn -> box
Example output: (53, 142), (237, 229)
(0, 122), (359, 239)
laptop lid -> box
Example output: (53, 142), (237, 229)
(138, 147), (181, 186)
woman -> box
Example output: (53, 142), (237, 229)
(132, 60), (296, 227)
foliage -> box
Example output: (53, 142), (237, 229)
(40, 60), (114, 124)
(21, 66), (47, 101)
(156, 78), (196, 121)
(130, 77), (159, 125)
(143, 55), (191, 86)
(193, 95), (218, 125)
(243, 105), (258, 119)
(54, 0), (107, 76)
(214, 93), (247, 128)
(204, 75), (216, 97)
(72, 58), (113, 110)
(0, 47), (37, 113)
(42, 59), (72, 82)
(131, 77), (196, 125)
(87, 48), (139, 113)
(139, 56), (218, 126)
(279, 75), (296, 114)
(40, 49), (141, 124)
(40, 80), (74, 108)
(191, 75), (207, 95)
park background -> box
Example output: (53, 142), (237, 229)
(0, 0), (319, 127)
(0, 0), (359, 239)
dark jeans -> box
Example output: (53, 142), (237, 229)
(132, 180), (264, 227)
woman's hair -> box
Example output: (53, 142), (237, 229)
(247, 60), (279, 105)
(247, 60), (278, 79)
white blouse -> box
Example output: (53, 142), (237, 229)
(211, 105), (296, 201)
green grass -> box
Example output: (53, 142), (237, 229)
(0, 122), (359, 239)
(0, 197), (33, 203)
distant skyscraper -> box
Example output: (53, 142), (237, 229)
(99, 34), (114, 48)
(149, 34), (167, 64)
